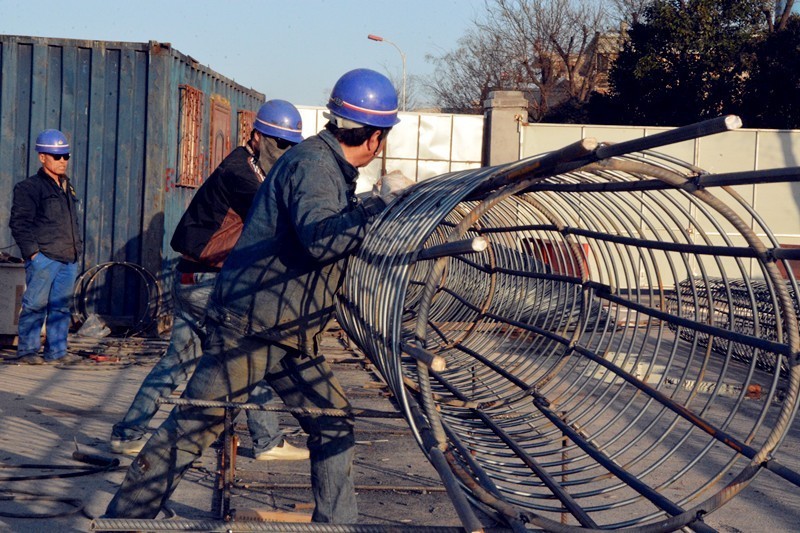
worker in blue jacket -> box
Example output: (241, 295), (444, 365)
(105, 68), (414, 523)
(10, 129), (83, 365)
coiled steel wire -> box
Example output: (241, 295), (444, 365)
(338, 116), (800, 531)
(73, 261), (161, 336)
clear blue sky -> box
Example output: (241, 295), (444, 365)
(0, 0), (485, 107)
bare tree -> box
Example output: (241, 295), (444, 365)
(609, 0), (650, 25)
(425, 28), (512, 114)
(425, 0), (610, 120)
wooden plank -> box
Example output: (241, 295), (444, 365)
(233, 508), (312, 523)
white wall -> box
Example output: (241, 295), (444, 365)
(520, 122), (800, 284)
(520, 123), (800, 244)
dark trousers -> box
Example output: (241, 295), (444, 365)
(105, 319), (357, 523)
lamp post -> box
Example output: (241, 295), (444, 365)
(367, 34), (406, 112)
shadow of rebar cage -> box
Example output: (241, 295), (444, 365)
(338, 116), (800, 532)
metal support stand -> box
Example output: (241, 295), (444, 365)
(214, 398), (238, 521)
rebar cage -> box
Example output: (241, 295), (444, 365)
(338, 117), (800, 532)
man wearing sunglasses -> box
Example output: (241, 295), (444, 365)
(109, 100), (310, 463)
(9, 129), (83, 365)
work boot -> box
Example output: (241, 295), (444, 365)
(254, 441), (310, 461)
(109, 436), (146, 455)
(18, 354), (46, 365)
(53, 354), (82, 365)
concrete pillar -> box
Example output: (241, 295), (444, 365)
(482, 91), (529, 167)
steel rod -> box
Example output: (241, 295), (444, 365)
(91, 518), (472, 532)
(417, 237), (489, 261)
(157, 398), (403, 418)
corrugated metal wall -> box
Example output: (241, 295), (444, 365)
(0, 35), (263, 327)
(155, 44), (265, 269)
(0, 36), (151, 272)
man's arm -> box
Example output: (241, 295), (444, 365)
(9, 181), (39, 260)
(289, 161), (386, 263)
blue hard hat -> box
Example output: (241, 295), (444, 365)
(253, 100), (303, 144)
(327, 68), (400, 129)
(35, 129), (70, 154)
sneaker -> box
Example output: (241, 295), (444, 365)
(52, 354), (82, 365)
(18, 354), (46, 365)
(110, 436), (146, 455)
(254, 441), (310, 462)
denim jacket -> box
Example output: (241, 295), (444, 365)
(207, 129), (386, 352)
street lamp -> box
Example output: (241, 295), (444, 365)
(367, 34), (406, 112)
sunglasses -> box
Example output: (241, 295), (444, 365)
(48, 154), (70, 161)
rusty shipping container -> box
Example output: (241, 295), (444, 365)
(0, 34), (264, 330)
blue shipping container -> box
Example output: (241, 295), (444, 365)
(0, 34), (265, 330)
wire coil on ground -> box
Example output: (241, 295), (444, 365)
(73, 261), (161, 336)
(338, 116), (800, 531)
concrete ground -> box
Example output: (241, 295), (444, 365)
(0, 331), (505, 532)
(0, 330), (797, 532)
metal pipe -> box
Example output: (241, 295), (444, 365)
(403, 342), (447, 371)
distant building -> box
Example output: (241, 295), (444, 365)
(584, 30), (625, 94)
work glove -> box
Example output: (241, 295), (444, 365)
(374, 170), (415, 203)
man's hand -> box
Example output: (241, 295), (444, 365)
(374, 171), (415, 203)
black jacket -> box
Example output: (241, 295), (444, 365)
(170, 146), (265, 271)
(9, 169), (82, 263)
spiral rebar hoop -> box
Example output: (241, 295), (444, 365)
(338, 116), (800, 531)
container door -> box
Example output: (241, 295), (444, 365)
(210, 96), (232, 171)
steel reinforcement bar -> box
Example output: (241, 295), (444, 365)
(337, 116), (800, 531)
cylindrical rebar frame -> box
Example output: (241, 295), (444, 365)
(338, 116), (800, 531)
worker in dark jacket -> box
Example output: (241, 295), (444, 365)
(10, 129), (83, 365)
(109, 101), (310, 463)
(105, 69), (415, 523)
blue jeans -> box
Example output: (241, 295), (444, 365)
(106, 320), (357, 523)
(18, 253), (78, 360)
(112, 270), (282, 453)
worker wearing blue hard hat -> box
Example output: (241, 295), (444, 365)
(105, 69), (415, 524)
(10, 129), (83, 365)
(109, 100), (310, 464)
